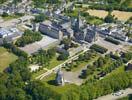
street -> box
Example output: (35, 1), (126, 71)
(0, 15), (34, 28)
(94, 88), (132, 100)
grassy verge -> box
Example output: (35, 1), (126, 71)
(47, 56), (64, 69)
(32, 68), (47, 79)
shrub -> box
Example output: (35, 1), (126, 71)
(105, 37), (120, 45)
(90, 44), (108, 54)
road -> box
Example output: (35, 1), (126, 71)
(0, 15), (34, 28)
(94, 88), (132, 100)
(35, 44), (92, 80)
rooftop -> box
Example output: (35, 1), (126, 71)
(0, 28), (11, 35)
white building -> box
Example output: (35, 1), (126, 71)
(0, 28), (13, 38)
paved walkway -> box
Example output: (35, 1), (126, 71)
(94, 88), (132, 100)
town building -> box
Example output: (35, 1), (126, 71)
(57, 44), (84, 57)
(39, 20), (63, 40)
(0, 28), (13, 38)
(0, 27), (23, 44)
(96, 23), (129, 42)
(85, 28), (98, 43)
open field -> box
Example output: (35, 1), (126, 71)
(0, 47), (18, 72)
(87, 9), (108, 18)
(87, 9), (132, 21)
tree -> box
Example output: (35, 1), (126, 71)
(104, 12), (115, 23)
(61, 38), (72, 50)
(57, 53), (69, 60)
(15, 30), (42, 47)
(34, 14), (46, 23)
(2, 12), (8, 17)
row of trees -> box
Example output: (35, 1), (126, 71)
(65, 50), (98, 71)
(15, 30), (43, 47)
(90, 44), (108, 54)
(78, 50), (97, 61)
(121, 52), (132, 63)
(3, 43), (28, 58)
(80, 71), (132, 100)
(105, 37), (120, 45)
(80, 54), (124, 79)
(89, 0), (132, 12)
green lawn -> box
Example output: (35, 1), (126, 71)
(87, 18), (104, 25)
(64, 52), (100, 72)
(47, 56), (64, 69)
(0, 47), (18, 72)
(70, 56), (99, 72)
(32, 68), (47, 79)
(31, 56), (64, 79)
(41, 73), (78, 94)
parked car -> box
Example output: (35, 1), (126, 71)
(112, 91), (124, 96)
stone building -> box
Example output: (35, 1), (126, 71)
(39, 20), (63, 40)
(55, 68), (65, 86)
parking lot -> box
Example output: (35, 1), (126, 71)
(20, 35), (59, 54)
(95, 37), (123, 53)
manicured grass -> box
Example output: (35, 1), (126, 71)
(0, 47), (18, 72)
(32, 68), (47, 79)
(87, 18), (104, 25)
(47, 56), (64, 69)
(71, 61), (88, 72)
